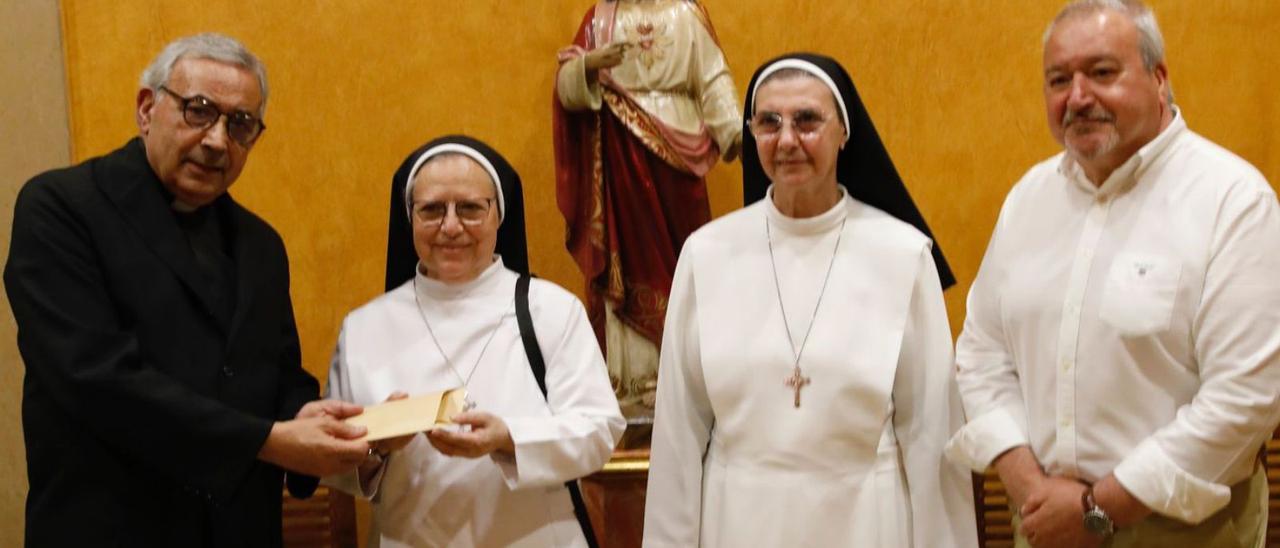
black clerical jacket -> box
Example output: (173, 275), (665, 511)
(5, 138), (318, 547)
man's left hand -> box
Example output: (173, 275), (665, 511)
(1019, 477), (1100, 548)
(426, 411), (515, 459)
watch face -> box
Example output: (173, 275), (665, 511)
(1083, 510), (1114, 535)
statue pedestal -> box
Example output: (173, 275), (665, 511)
(581, 448), (650, 548)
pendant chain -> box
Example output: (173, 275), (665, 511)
(766, 216), (846, 373)
(412, 277), (512, 400)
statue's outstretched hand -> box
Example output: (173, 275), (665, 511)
(585, 41), (629, 71)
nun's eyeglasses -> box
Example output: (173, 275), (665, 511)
(157, 85), (265, 146)
(749, 109), (830, 141)
(413, 198), (495, 226)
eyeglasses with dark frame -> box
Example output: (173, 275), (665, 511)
(749, 109), (832, 142)
(412, 198), (495, 227)
(157, 85), (265, 147)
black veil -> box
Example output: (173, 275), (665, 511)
(741, 53), (956, 289)
(385, 135), (530, 291)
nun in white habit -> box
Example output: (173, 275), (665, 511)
(324, 135), (624, 547)
(643, 53), (977, 547)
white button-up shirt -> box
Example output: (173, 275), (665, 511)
(945, 111), (1280, 524)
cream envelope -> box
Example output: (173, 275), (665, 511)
(345, 388), (470, 441)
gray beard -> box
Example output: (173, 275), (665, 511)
(1066, 125), (1119, 161)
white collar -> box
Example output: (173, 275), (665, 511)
(765, 185), (850, 236)
(414, 255), (507, 300)
(1058, 108), (1186, 197)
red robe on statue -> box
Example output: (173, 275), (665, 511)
(554, 1), (735, 354)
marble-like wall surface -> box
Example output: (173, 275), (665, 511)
(0, 1), (72, 545)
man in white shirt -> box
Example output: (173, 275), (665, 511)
(945, 1), (1280, 546)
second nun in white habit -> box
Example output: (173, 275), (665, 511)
(643, 53), (977, 547)
(324, 135), (624, 547)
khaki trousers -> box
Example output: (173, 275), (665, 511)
(1011, 465), (1267, 548)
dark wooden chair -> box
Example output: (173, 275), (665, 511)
(281, 485), (358, 548)
(975, 470), (1015, 547)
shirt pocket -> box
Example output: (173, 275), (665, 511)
(1097, 253), (1181, 336)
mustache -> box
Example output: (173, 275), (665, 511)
(1062, 106), (1115, 128)
(186, 149), (228, 170)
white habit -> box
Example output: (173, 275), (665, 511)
(643, 190), (977, 547)
(324, 258), (625, 548)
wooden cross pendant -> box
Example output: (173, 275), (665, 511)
(784, 366), (811, 408)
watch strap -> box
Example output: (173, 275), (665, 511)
(1081, 486), (1116, 538)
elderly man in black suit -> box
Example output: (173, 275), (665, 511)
(6, 33), (369, 547)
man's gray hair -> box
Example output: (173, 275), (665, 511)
(1044, 0), (1173, 103)
(139, 33), (269, 114)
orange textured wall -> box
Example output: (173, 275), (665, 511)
(60, 0), (1279, 381)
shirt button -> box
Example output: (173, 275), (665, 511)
(1061, 361), (1071, 372)
(222, 366), (234, 377)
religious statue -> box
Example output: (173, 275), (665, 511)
(553, 0), (742, 427)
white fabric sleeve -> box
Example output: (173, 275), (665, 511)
(319, 323), (387, 500)
(946, 188), (1033, 472)
(893, 247), (979, 548)
(556, 54), (603, 112)
(687, 6), (741, 160)
(1113, 184), (1280, 523)
(493, 287), (624, 490)
(642, 245), (713, 547)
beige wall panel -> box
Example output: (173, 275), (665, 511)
(0, 0), (72, 544)
(57, 0), (1278, 540)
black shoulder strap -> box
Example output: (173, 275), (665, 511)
(515, 274), (549, 397)
(515, 274), (600, 548)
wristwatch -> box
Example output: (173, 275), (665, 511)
(1081, 487), (1115, 538)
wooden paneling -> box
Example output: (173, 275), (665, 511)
(581, 449), (650, 548)
(1267, 432), (1280, 547)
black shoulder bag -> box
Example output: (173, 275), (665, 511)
(514, 274), (601, 548)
